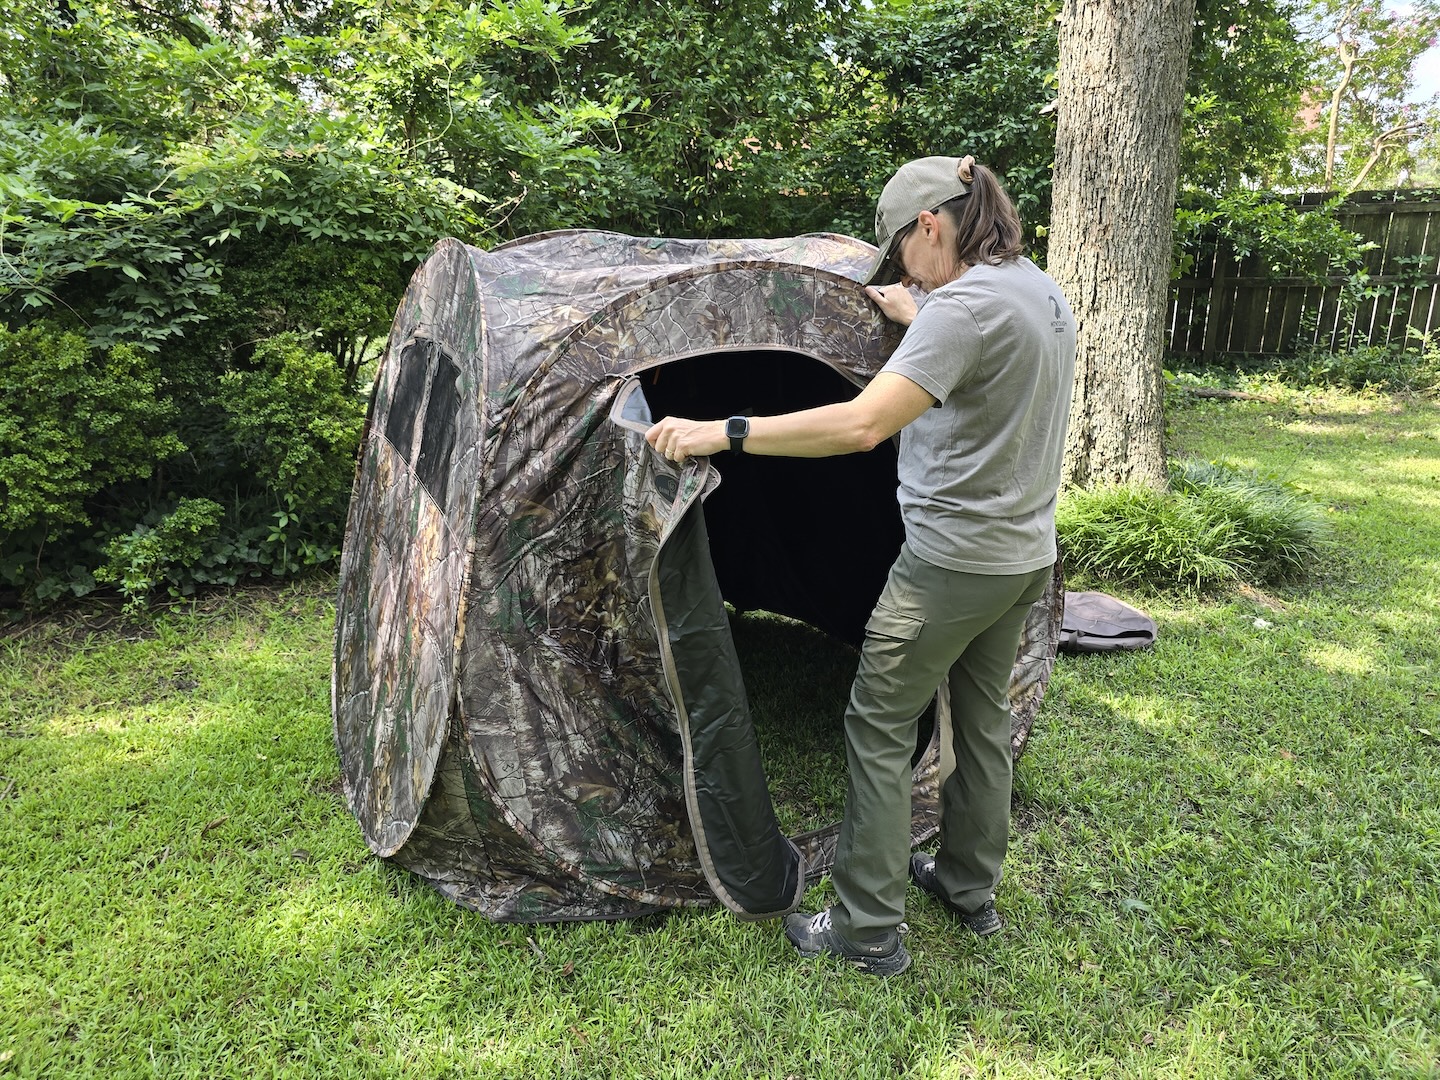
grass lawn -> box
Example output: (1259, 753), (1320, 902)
(1, 388), (1437, 1078)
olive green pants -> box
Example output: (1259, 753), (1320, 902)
(828, 544), (1052, 939)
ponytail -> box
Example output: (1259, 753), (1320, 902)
(938, 160), (1024, 268)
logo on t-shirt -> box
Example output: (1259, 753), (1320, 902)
(1049, 296), (1068, 334)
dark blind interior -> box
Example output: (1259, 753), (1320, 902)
(384, 340), (431, 460)
(640, 350), (904, 647)
(415, 356), (460, 510)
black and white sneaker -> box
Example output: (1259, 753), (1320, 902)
(783, 908), (912, 976)
(909, 853), (1003, 936)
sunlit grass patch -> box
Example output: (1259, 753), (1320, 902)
(1303, 640), (1378, 677)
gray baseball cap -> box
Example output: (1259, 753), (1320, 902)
(864, 156), (972, 286)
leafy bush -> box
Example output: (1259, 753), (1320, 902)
(0, 321), (182, 537)
(1167, 460), (1333, 581)
(1057, 486), (1244, 590)
(193, 240), (399, 390)
(0, 0), (612, 615)
(94, 498), (226, 610)
(802, 0), (1060, 241)
(1173, 189), (1369, 285)
(0, 118), (227, 351)
(0, 321), (366, 614)
(1268, 339), (1440, 393)
(218, 333), (367, 514)
(1057, 459), (1332, 590)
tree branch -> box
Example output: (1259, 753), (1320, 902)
(1346, 119), (1426, 192)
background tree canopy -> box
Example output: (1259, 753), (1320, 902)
(1, 0), (1435, 610)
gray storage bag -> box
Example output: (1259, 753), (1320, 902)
(1059, 591), (1157, 653)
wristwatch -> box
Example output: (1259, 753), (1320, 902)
(725, 415), (750, 453)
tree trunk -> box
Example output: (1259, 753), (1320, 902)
(1049, 0), (1195, 490)
(1324, 38), (1358, 190)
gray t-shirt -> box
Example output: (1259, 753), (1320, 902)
(880, 257), (1076, 575)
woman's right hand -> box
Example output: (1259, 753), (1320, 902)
(864, 284), (918, 327)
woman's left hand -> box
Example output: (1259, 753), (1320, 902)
(865, 284), (918, 327)
(645, 416), (726, 464)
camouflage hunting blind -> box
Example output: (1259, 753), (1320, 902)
(333, 230), (1063, 923)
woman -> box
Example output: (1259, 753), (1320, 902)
(646, 156), (1076, 976)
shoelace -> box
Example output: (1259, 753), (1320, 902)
(808, 910), (833, 934)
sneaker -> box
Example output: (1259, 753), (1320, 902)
(909, 853), (1003, 936)
(783, 908), (912, 976)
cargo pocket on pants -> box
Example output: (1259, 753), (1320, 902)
(864, 605), (925, 644)
(857, 603), (927, 702)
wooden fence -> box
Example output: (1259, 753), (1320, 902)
(1169, 189), (1440, 358)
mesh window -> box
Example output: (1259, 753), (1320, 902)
(384, 341), (431, 459)
(415, 355), (460, 510)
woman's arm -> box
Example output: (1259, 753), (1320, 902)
(644, 371), (935, 464)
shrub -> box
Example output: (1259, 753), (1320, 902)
(217, 333), (367, 515)
(94, 498), (226, 610)
(1057, 459), (1332, 590)
(1057, 485), (1243, 590)
(1167, 460), (1333, 581)
(189, 240), (399, 391)
(1269, 339), (1440, 394)
(0, 321), (183, 537)
(0, 321), (367, 614)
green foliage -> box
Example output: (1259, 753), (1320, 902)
(179, 239), (397, 393)
(1180, 189), (1369, 276)
(1058, 485), (1245, 590)
(1288, 0), (1440, 190)
(1173, 187), (1371, 303)
(217, 333), (367, 514)
(1167, 459), (1334, 581)
(0, 0), (613, 612)
(1172, 188), (1381, 357)
(1183, 0), (1440, 193)
(1185, 0), (1312, 191)
(1270, 336), (1440, 392)
(1057, 459), (1333, 590)
(572, 0), (847, 236)
(94, 498), (226, 610)
(0, 118), (225, 350)
(0, 111), (482, 353)
(725, 0), (1065, 240)
(90, 497), (343, 610)
(807, 0), (1060, 241)
(0, 322), (182, 536)
(560, 0), (1057, 240)
(0, 0), (613, 354)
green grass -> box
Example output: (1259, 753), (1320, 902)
(733, 611), (854, 836)
(1057, 457), (1334, 591)
(2, 388), (1438, 1078)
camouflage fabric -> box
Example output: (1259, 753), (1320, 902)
(334, 230), (1063, 922)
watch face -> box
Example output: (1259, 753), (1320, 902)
(725, 416), (749, 439)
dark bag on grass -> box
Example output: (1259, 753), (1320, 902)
(1059, 591), (1157, 653)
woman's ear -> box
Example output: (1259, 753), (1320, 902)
(916, 209), (945, 245)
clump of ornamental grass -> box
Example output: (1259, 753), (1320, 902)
(1056, 459), (1332, 590)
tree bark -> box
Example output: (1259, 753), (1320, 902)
(1049, 0), (1195, 490)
